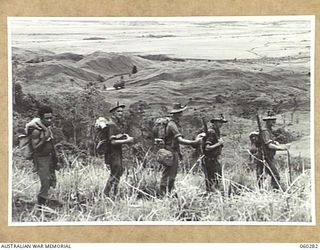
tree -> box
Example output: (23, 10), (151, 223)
(132, 65), (138, 74)
(57, 89), (110, 152)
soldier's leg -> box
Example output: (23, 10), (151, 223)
(266, 158), (281, 190)
(104, 176), (114, 197)
(103, 155), (112, 196)
(160, 152), (178, 194)
(112, 157), (124, 196)
(49, 157), (57, 189)
(160, 165), (171, 195)
(104, 155), (117, 196)
(167, 153), (179, 193)
(104, 154), (123, 196)
(36, 156), (51, 204)
(204, 157), (214, 192)
(213, 158), (222, 189)
(256, 161), (265, 189)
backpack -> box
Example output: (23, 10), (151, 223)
(152, 117), (170, 144)
(17, 128), (43, 160)
(249, 131), (262, 155)
(17, 134), (33, 160)
(152, 117), (174, 167)
(95, 127), (111, 155)
(94, 117), (112, 155)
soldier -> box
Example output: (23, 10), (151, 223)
(103, 102), (134, 197)
(258, 111), (289, 190)
(159, 103), (202, 196)
(249, 131), (264, 185)
(29, 106), (60, 206)
(203, 114), (228, 192)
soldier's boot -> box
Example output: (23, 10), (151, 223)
(169, 192), (178, 198)
(103, 187), (111, 198)
(271, 177), (281, 190)
(103, 180), (113, 197)
(159, 182), (175, 198)
(47, 199), (63, 207)
(112, 183), (120, 197)
(37, 196), (47, 206)
(205, 179), (214, 192)
(159, 185), (168, 197)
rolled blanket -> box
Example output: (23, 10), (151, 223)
(95, 117), (112, 129)
(25, 117), (44, 134)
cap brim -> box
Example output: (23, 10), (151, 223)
(169, 106), (187, 114)
(210, 119), (228, 123)
(109, 104), (126, 113)
(262, 116), (276, 121)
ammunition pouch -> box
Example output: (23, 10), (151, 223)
(156, 148), (174, 167)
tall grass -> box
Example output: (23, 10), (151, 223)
(11, 144), (312, 223)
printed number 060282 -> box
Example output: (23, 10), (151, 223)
(300, 244), (318, 249)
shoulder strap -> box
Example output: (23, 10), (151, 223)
(165, 119), (175, 137)
(164, 119), (170, 137)
(166, 119), (178, 148)
(30, 128), (43, 137)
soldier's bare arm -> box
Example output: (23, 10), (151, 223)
(177, 135), (202, 146)
(267, 142), (288, 151)
(205, 139), (223, 151)
(31, 129), (49, 150)
(261, 130), (287, 151)
(168, 121), (201, 146)
(110, 135), (134, 145)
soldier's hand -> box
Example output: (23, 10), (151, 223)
(111, 134), (126, 140)
(218, 138), (224, 145)
(195, 137), (203, 145)
(110, 135), (117, 140)
(250, 148), (258, 154)
(127, 136), (135, 144)
(154, 138), (164, 145)
(196, 132), (206, 140)
(284, 143), (291, 151)
(43, 127), (51, 140)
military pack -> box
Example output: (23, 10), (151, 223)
(152, 117), (174, 167)
(152, 117), (170, 143)
(17, 128), (44, 160)
(18, 133), (33, 160)
(94, 117), (112, 155)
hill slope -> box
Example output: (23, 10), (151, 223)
(12, 48), (310, 118)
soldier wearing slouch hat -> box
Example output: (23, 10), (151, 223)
(203, 114), (228, 192)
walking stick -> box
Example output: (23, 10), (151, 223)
(287, 149), (292, 184)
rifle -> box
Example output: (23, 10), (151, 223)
(287, 149), (292, 184)
(256, 114), (267, 178)
(201, 116), (209, 155)
(201, 116), (209, 181)
(256, 114), (283, 189)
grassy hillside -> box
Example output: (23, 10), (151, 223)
(12, 143), (312, 223)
